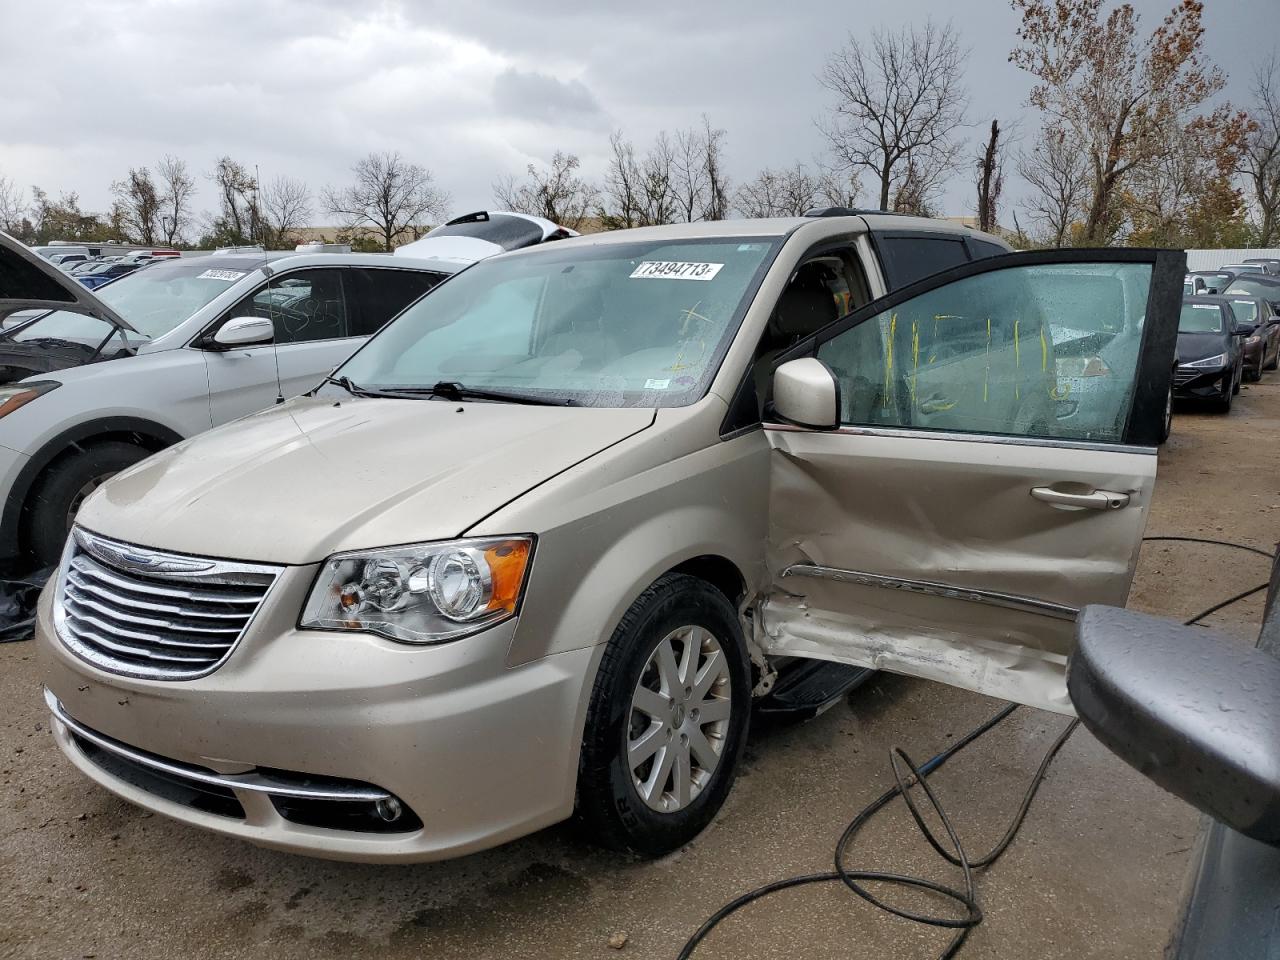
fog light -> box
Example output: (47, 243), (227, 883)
(374, 797), (402, 822)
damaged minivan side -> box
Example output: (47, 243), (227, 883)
(36, 214), (1182, 861)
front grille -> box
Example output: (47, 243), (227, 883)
(1173, 370), (1200, 386)
(55, 528), (281, 680)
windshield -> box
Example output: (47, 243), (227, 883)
(9, 257), (258, 344)
(337, 238), (779, 407)
(1179, 302), (1223, 333)
(1222, 277), (1280, 300)
(1223, 264), (1264, 274)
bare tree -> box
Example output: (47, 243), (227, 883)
(493, 151), (596, 231)
(261, 176), (313, 248)
(208, 157), (258, 245)
(156, 155), (194, 247)
(1011, 0), (1227, 244)
(600, 131), (675, 227)
(110, 167), (162, 244)
(0, 175), (25, 234)
(700, 116), (732, 220)
(1244, 54), (1280, 246)
(814, 163), (862, 209)
(735, 164), (820, 218)
(891, 158), (941, 217)
(1017, 124), (1089, 247)
(819, 20), (969, 211)
(975, 120), (1005, 232)
(326, 151), (450, 252)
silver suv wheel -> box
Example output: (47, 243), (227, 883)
(627, 625), (732, 813)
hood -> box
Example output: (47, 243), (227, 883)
(75, 394), (655, 564)
(1176, 330), (1229, 363)
(0, 230), (133, 330)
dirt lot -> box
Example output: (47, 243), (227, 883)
(2, 380), (1277, 960)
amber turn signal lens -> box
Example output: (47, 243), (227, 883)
(484, 540), (531, 614)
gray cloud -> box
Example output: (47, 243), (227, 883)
(492, 68), (605, 126)
(0, 0), (1272, 227)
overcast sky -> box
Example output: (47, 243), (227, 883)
(1, 0), (1275, 231)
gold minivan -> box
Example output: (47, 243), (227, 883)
(35, 213), (1182, 861)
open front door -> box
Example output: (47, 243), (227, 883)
(761, 249), (1184, 714)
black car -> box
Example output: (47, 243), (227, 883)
(1212, 295), (1280, 381)
(1174, 298), (1244, 412)
(1185, 270), (1236, 295)
(1219, 272), (1280, 302)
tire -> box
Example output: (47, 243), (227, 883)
(1233, 362), (1242, 394)
(25, 441), (148, 567)
(1158, 385), (1173, 443)
(1213, 376), (1233, 414)
(575, 573), (751, 856)
(1247, 362), (1263, 383)
(1266, 347), (1279, 372)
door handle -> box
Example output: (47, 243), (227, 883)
(1030, 486), (1130, 510)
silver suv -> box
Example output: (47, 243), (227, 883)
(36, 213), (1182, 861)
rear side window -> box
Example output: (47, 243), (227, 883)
(345, 268), (445, 336)
(875, 235), (970, 289)
(969, 239), (1008, 259)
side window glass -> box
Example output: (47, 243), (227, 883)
(815, 262), (1152, 442)
(228, 268), (349, 344)
(969, 239), (1008, 260)
(347, 268), (444, 336)
(876, 236), (970, 289)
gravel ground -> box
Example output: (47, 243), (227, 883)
(2, 379), (1277, 960)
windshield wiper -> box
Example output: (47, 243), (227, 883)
(423, 381), (576, 406)
(319, 374), (417, 399)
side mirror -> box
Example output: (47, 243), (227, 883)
(1068, 606), (1280, 847)
(211, 316), (274, 349)
(772, 358), (840, 429)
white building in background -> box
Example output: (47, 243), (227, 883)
(1185, 248), (1280, 271)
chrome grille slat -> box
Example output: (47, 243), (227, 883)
(64, 589), (243, 635)
(69, 557), (265, 604)
(55, 529), (282, 681)
(65, 571), (250, 619)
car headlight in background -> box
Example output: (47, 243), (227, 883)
(1180, 354), (1226, 370)
(300, 536), (534, 643)
(0, 380), (61, 419)
(1246, 335), (1262, 346)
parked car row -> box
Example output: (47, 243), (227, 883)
(1177, 260), (1280, 413)
(16, 208), (1191, 863)
(0, 211), (574, 570)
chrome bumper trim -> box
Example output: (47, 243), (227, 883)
(780, 565), (1079, 621)
(44, 688), (391, 802)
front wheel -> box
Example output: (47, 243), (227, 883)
(575, 573), (751, 856)
(1233, 362), (1242, 394)
(25, 441), (149, 567)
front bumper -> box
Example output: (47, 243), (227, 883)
(36, 568), (598, 862)
(1173, 366), (1230, 400)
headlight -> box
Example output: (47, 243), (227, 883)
(1246, 335), (1261, 345)
(0, 380), (60, 418)
(300, 536), (533, 644)
(1180, 354), (1226, 370)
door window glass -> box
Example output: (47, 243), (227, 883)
(876, 235), (970, 289)
(228, 269), (349, 344)
(346, 268), (445, 336)
(814, 262), (1152, 442)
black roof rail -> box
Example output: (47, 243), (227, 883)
(444, 211), (491, 226)
(802, 206), (911, 218)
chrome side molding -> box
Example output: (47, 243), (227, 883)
(43, 688), (391, 802)
(780, 564), (1079, 621)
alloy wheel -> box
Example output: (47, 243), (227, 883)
(627, 625), (732, 813)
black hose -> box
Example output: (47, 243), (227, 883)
(679, 538), (1273, 959)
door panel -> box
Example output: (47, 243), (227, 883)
(762, 249), (1184, 714)
(203, 339), (363, 425)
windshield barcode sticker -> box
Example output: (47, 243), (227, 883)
(630, 261), (724, 281)
(197, 269), (247, 282)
